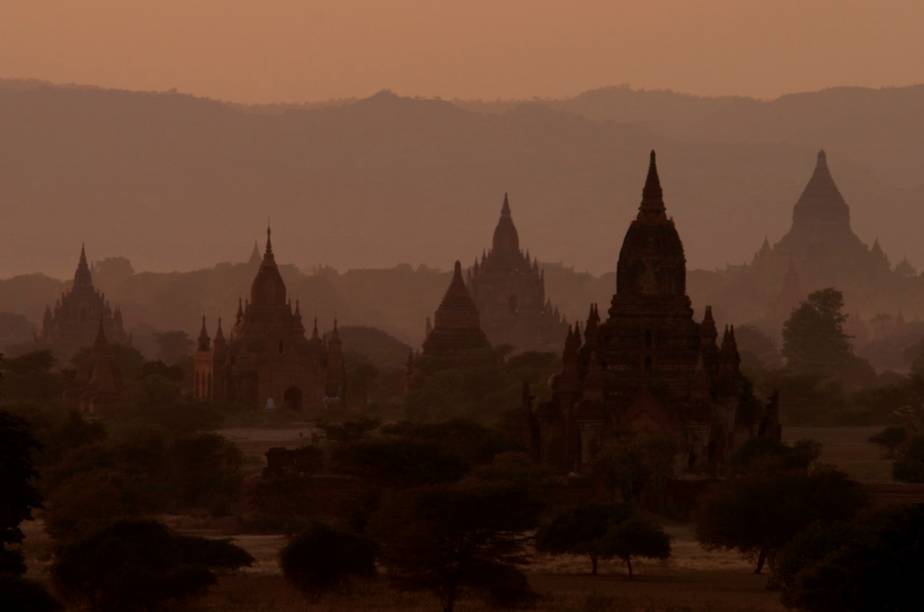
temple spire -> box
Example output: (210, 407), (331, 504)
(639, 150), (666, 220)
(197, 315), (210, 351)
(74, 243), (94, 289)
(265, 224), (274, 258)
(492, 193), (520, 255)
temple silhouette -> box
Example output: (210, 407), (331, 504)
(193, 227), (346, 411)
(530, 152), (779, 474)
(37, 244), (129, 361)
(467, 194), (567, 353)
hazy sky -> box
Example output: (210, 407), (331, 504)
(2, 1), (922, 102)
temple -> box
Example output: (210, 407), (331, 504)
(750, 150), (893, 323)
(38, 244), (129, 361)
(193, 227), (346, 411)
(406, 260), (492, 388)
(66, 317), (123, 415)
(531, 152), (779, 474)
(467, 195), (567, 353)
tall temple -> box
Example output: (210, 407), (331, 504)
(38, 244), (129, 361)
(531, 152), (778, 474)
(193, 228), (346, 411)
(750, 150), (893, 321)
(467, 194), (568, 353)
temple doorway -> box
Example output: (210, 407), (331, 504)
(283, 386), (303, 411)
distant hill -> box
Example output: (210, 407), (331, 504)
(1, 80), (922, 281)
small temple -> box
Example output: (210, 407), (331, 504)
(406, 260), (492, 389)
(193, 227), (346, 411)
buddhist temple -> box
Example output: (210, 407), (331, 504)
(748, 150), (894, 320)
(531, 151), (779, 474)
(406, 260), (493, 390)
(38, 244), (129, 361)
(66, 316), (123, 415)
(193, 227), (346, 411)
(467, 194), (568, 353)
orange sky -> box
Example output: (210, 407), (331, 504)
(1, 1), (922, 102)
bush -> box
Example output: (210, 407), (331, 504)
(694, 467), (869, 573)
(868, 426), (907, 457)
(280, 522), (376, 597)
(0, 575), (61, 612)
(777, 505), (924, 611)
(52, 520), (252, 612)
(892, 435), (924, 482)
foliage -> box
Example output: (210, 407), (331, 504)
(0, 410), (42, 575)
(371, 479), (542, 612)
(153, 330), (194, 365)
(331, 438), (468, 488)
(892, 434), (924, 482)
(0, 575), (61, 612)
(776, 505), (924, 612)
(44, 427), (243, 543)
(782, 288), (852, 376)
(694, 467), (869, 573)
(405, 348), (559, 424)
(317, 418), (381, 444)
(536, 503), (633, 575)
(727, 437), (820, 475)
(52, 520), (253, 612)
(600, 515), (671, 579)
(867, 425), (907, 457)
(0, 350), (62, 402)
(168, 433), (243, 512)
(280, 522), (376, 597)
(381, 418), (514, 466)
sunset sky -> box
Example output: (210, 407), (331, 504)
(2, 1), (922, 102)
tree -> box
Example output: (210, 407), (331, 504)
(0, 408), (60, 610)
(600, 515), (671, 579)
(535, 503), (633, 575)
(868, 425), (907, 458)
(153, 331), (194, 365)
(331, 438), (468, 488)
(0, 575), (61, 612)
(280, 522), (376, 598)
(0, 410), (42, 575)
(694, 468), (869, 574)
(168, 433), (243, 513)
(776, 505), (924, 612)
(371, 479), (541, 612)
(782, 288), (853, 377)
(892, 434), (924, 483)
(52, 520), (253, 612)
(727, 437), (820, 475)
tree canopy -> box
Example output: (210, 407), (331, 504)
(52, 520), (253, 612)
(776, 504), (924, 612)
(280, 522), (376, 598)
(694, 467), (869, 573)
(371, 479), (541, 612)
(782, 288), (853, 376)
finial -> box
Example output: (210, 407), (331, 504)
(501, 192), (511, 216)
(639, 149), (665, 217)
(265, 221), (273, 256)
